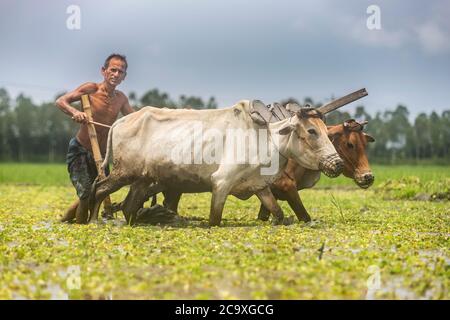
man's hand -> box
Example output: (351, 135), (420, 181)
(72, 111), (89, 124)
(55, 82), (97, 123)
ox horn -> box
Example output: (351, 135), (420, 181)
(344, 119), (368, 132)
(343, 119), (355, 128)
(317, 88), (368, 115)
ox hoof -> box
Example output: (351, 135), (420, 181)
(208, 222), (221, 227)
(272, 216), (294, 226)
(300, 215), (312, 223)
(257, 213), (270, 222)
(87, 218), (102, 225)
(101, 211), (115, 221)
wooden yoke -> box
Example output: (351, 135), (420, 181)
(81, 94), (113, 219)
(317, 88), (368, 114)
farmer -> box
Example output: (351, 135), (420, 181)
(55, 53), (134, 224)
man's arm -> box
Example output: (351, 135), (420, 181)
(120, 93), (135, 115)
(55, 82), (98, 124)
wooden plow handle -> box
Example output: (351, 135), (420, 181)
(81, 94), (113, 219)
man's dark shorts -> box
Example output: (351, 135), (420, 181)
(66, 138), (109, 200)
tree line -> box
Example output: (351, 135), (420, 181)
(0, 88), (449, 164)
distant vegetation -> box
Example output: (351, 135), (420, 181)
(0, 87), (449, 164)
(1, 163), (448, 190)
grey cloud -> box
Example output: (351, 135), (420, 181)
(0, 0), (449, 117)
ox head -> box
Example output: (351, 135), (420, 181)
(278, 107), (343, 177)
(327, 119), (375, 188)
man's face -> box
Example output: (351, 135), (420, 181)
(102, 58), (127, 87)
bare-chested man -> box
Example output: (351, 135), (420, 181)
(56, 53), (134, 224)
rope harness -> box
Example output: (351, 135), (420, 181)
(261, 107), (325, 164)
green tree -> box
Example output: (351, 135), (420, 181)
(325, 110), (352, 125)
(128, 91), (138, 109)
(0, 88), (11, 160)
(414, 113), (430, 159)
(429, 111), (442, 158)
(179, 95), (205, 109)
(15, 94), (38, 161)
(206, 96), (218, 109)
(178, 95), (217, 109)
(383, 105), (411, 162)
(354, 105), (372, 122)
(140, 89), (176, 109)
(38, 101), (75, 162)
(441, 111), (450, 159)
(366, 111), (388, 161)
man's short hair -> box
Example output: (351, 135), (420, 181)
(103, 53), (128, 70)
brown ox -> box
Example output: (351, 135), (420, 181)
(256, 119), (375, 222)
(159, 119), (374, 223)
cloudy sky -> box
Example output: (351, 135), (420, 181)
(1, 0), (449, 117)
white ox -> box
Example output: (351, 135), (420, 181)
(89, 100), (344, 226)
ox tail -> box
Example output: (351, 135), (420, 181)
(102, 120), (116, 171)
(102, 115), (130, 170)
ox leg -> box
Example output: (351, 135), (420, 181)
(210, 167), (248, 226)
(163, 190), (182, 214)
(122, 181), (148, 224)
(60, 199), (79, 223)
(76, 199), (90, 224)
(143, 184), (166, 204)
(257, 204), (271, 221)
(255, 187), (290, 225)
(286, 189), (311, 222)
(88, 175), (130, 223)
(209, 177), (233, 226)
(150, 195), (157, 207)
(257, 187), (282, 221)
(209, 189), (229, 226)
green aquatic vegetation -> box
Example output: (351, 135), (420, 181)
(0, 180), (448, 299)
(377, 176), (450, 201)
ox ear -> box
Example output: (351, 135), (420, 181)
(328, 131), (342, 142)
(364, 133), (375, 143)
(278, 124), (296, 135)
(327, 125), (342, 141)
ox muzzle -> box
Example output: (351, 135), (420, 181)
(318, 153), (344, 178)
(355, 172), (375, 189)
